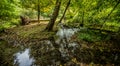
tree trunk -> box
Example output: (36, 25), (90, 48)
(38, 0), (40, 23)
(80, 11), (84, 27)
(45, 0), (61, 31)
(58, 0), (71, 24)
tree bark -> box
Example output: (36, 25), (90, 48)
(58, 0), (71, 24)
(38, 0), (40, 23)
(80, 11), (84, 27)
(45, 0), (61, 31)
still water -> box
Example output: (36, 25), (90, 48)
(1, 25), (117, 66)
(14, 49), (35, 66)
(13, 27), (80, 66)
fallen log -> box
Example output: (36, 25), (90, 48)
(30, 19), (49, 22)
(87, 27), (119, 36)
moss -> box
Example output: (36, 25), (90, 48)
(0, 40), (21, 66)
(1, 22), (120, 65)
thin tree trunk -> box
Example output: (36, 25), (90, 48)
(45, 0), (61, 31)
(80, 11), (84, 27)
(101, 1), (120, 29)
(58, 0), (71, 24)
(38, 0), (40, 23)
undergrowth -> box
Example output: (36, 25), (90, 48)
(77, 30), (111, 42)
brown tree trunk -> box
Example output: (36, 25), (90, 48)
(58, 0), (71, 24)
(80, 11), (84, 27)
(38, 0), (40, 23)
(45, 0), (61, 31)
(20, 16), (29, 25)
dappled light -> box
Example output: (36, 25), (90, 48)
(0, 0), (120, 66)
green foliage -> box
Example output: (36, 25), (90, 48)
(66, 0), (120, 33)
(20, 0), (54, 18)
(63, 0), (120, 43)
(0, 0), (22, 32)
(78, 30), (111, 42)
(0, 0), (21, 20)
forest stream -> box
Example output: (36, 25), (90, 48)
(1, 0), (120, 66)
(13, 25), (80, 66)
(0, 24), (120, 66)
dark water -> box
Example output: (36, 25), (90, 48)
(0, 25), (120, 66)
(12, 27), (80, 66)
(14, 48), (35, 66)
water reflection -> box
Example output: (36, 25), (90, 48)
(1, 23), (119, 66)
(56, 28), (79, 40)
(14, 48), (35, 66)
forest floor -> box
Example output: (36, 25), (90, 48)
(0, 22), (120, 66)
(0, 22), (56, 45)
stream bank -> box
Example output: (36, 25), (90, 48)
(0, 23), (120, 66)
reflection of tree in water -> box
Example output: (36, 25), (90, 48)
(28, 25), (120, 66)
(1, 27), (120, 66)
(14, 48), (35, 66)
(29, 27), (80, 65)
(30, 27), (120, 66)
(30, 39), (61, 65)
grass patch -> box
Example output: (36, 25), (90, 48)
(77, 30), (111, 42)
